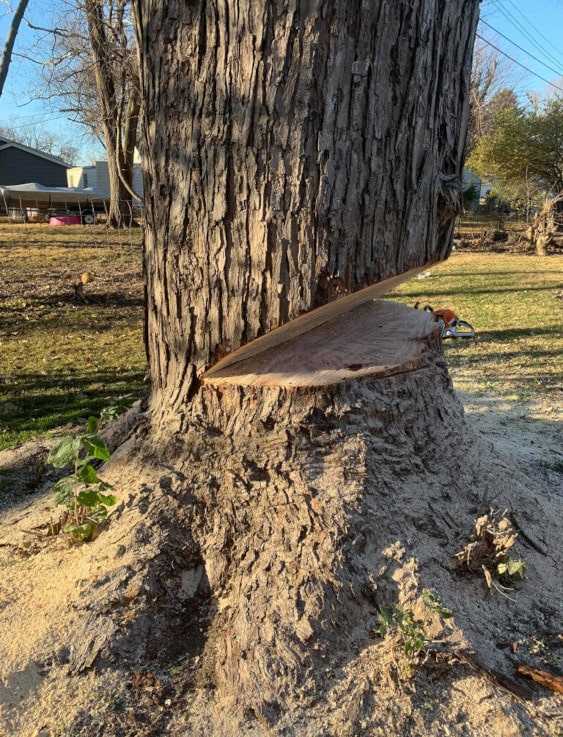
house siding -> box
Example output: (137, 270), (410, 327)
(0, 147), (68, 186)
(67, 166), (96, 189)
(67, 161), (144, 200)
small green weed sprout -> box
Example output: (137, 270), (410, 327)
(496, 555), (526, 582)
(376, 589), (453, 676)
(47, 415), (115, 542)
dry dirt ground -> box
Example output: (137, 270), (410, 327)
(0, 357), (561, 736)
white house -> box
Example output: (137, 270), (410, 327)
(67, 160), (143, 201)
(462, 168), (495, 209)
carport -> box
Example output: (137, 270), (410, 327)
(0, 182), (109, 224)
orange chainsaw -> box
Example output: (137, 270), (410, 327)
(415, 303), (475, 339)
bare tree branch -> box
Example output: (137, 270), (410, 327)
(24, 19), (76, 39)
(0, 0), (30, 97)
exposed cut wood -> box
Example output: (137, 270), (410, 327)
(204, 300), (438, 388)
(517, 664), (563, 695)
(203, 267), (429, 381)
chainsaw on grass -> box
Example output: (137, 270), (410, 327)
(415, 303), (476, 339)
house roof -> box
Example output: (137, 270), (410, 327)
(0, 136), (71, 168)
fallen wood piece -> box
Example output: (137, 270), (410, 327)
(517, 664), (563, 695)
(426, 645), (535, 701)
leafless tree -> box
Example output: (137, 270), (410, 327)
(82, 0), (139, 226)
(467, 35), (511, 151)
(28, 0), (140, 225)
(0, 120), (79, 162)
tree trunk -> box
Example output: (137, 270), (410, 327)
(84, 0), (482, 731)
(71, 302), (478, 732)
(0, 0), (31, 98)
(170, 303), (457, 728)
(84, 0), (137, 228)
(119, 89), (141, 198)
(135, 0), (479, 418)
(527, 196), (562, 255)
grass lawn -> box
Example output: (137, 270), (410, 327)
(0, 222), (145, 450)
(385, 251), (562, 404)
(0, 222), (561, 451)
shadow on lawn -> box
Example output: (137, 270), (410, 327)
(41, 292), (145, 308)
(0, 234), (142, 251)
(0, 369), (146, 450)
(432, 270), (561, 279)
(472, 327), (561, 342)
(398, 284), (559, 300)
(2, 296), (144, 337)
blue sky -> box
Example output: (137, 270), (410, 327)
(1, 0), (563, 165)
(0, 1), (105, 163)
(480, 0), (563, 97)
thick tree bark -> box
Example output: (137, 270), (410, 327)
(71, 304), (477, 731)
(527, 195), (563, 255)
(97, 2), (482, 731)
(134, 0), (479, 417)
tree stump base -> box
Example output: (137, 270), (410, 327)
(48, 299), (562, 735)
(70, 300), (470, 730)
(162, 300), (466, 727)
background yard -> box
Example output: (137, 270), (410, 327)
(0, 222), (561, 457)
(0, 224), (561, 737)
(0, 223), (145, 450)
(386, 251), (562, 402)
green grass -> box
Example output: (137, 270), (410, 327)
(385, 252), (563, 402)
(0, 223), (145, 450)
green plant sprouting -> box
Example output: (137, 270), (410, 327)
(376, 589), (453, 675)
(496, 555), (526, 582)
(47, 415), (116, 542)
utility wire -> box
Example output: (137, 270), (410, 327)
(0, 110), (74, 123)
(490, 0), (563, 69)
(0, 113), (83, 128)
(480, 19), (563, 79)
(501, 0), (563, 63)
(475, 33), (563, 94)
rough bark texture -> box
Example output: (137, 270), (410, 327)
(176, 306), (451, 725)
(527, 196), (563, 256)
(90, 2), (500, 732)
(45, 303), (560, 736)
(134, 0), (479, 413)
(71, 306), (463, 726)
(84, 0), (137, 227)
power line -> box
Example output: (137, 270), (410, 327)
(0, 113), (84, 128)
(489, 0), (563, 70)
(501, 0), (563, 63)
(0, 111), (71, 122)
(480, 19), (563, 79)
(475, 33), (563, 94)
